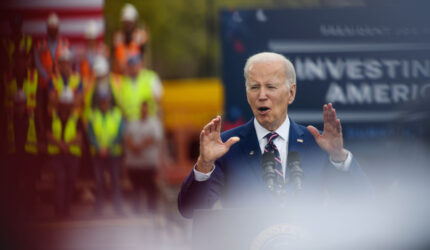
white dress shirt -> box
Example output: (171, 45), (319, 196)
(194, 115), (352, 182)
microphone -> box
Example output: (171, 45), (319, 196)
(288, 151), (303, 192)
(261, 151), (277, 192)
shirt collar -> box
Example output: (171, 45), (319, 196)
(254, 114), (290, 142)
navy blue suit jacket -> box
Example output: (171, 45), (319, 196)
(178, 118), (373, 218)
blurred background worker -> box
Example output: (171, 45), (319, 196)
(11, 88), (43, 217)
(113, 3), (148, 74)
(113, 54), (162, 122)
(125, 101), (163, 214)
(46, 89), (83, 218)
(48, 48), (83, 113)
(3, 52), (43, 155)
(82, 55), (110, 125)
(5, 50), (44, 217)
(35, 13), (69, 89)
(87, 83), (124, 215)
(2, 14), (33, 75)
(75, 21), (109, 82)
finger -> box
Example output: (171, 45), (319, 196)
(224, 136), (240, 149)
(203, 119), (214, 134)
(214, 115), (221, 132)
(200, 129), (205, 140)
(329, 105), (337, 122)
(307, 125), (321, 139)
(208, 122), (215, 133)
(336, 118), (342, 134)
(323, 104), (329, 130)
(327, 109), (336, 129)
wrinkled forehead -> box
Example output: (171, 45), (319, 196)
(247, 61), (286, 83)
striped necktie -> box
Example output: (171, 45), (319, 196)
(264, 132), (284, 182)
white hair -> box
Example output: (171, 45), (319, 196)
(244, 52), (296, 88)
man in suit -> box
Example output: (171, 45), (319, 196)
(178, 52), (373, 218)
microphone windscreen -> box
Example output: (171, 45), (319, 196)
(262, 151), (275, 163)
(287, 151), (301, 165)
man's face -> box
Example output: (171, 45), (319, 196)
(99, 98), (110, 112)
(127, 61), (141, 78)
(246, 60), (296, 131)
(122, 20), (135, 33)
(47, 25), (58, 38)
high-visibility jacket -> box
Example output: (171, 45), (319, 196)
(47, 111), (81, 157)
(22, 70), (39, 154)
(4, 70), (39, 154)
(23, 70), (38, 110)
(112, 69), (157, 121)
(5, 34), (33, 63)
(77, 43), (108, 80)
(113, 29), (147, 74)
(24, 112), (38, 154)
(51, 73), (81, 96)
(89, 107), (123, 156)
(82, 75), (119, 124)
(36, 37), (69, 78)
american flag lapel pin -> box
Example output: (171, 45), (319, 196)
(297, 138), (303, 143)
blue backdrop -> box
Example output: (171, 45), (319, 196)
(220, 3), (430, 140)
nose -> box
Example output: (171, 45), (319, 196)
(258, 87), (268, 101)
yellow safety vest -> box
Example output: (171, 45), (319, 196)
(83, 76), (119, 125)
(6, 35), (32, 62)
(47, 112), (81, 157)
(23, 70), (38, 109)
(114, 69), (157, 121)
(23, 70), (39, 154)
(51, 73), (81, 96)
(24, 113), (38, 154)
(90, 107), (123, 156)
(5, 70), (39, 154)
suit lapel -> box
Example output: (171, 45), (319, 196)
(238, 119), (263, 180)
(288, 117), (305, 155)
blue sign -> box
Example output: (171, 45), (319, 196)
(220, 4), (430, 138)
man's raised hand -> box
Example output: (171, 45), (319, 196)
(196, 116), (240, 173)
(307, 103), (348, 162)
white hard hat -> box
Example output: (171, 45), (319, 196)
(47, 13), (59, 27)
(58, 48), (73, 62)
(121, 3), (138, 22)
(85, 20), (99, 40)
(93, 56), (109, 77)
(59, 87), (74, 104)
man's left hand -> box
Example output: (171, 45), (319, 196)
(307, 103), (348, 162)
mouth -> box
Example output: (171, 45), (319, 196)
(257, 106), (270, 115)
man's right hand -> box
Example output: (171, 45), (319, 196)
(196, 116), (240, 173)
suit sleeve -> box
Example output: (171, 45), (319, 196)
(177, 161), (225, 218)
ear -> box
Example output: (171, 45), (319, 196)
(288, 83), (296, 104)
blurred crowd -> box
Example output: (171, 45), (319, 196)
(0, 4), (165, 219)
